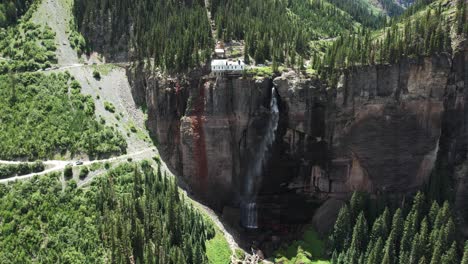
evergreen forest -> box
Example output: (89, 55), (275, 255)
(0, 161), (217, 263)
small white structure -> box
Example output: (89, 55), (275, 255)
(215, 48), (225, 58)
(211, 59), (245, 75)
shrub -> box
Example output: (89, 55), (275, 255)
(64, 165), (73, 179)
(104, 102), (115, 113)
(235, 249), (245, 260)
(93, 70), (101, 80)
(153, 155), (161, 163)
(104, 162), (110, 170)
(129, 125), (137, 133)
(32, 161), (45, 172)
(17, 163), (32, 175)
(79, 166), (89, 179)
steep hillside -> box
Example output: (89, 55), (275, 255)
(318, 0), (463, 80)
(0, 161), (220, 263)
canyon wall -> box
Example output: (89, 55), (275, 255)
(129, 67), (277, 209)
(128, 51), (466, 231)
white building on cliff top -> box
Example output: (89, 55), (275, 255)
(211, 59), (245, 75)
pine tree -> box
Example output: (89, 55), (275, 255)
(366, 238), (383, 264)
(461, 241), (468, 264)
(391, 208), (404, 256)
(440, 242), (458, 264)
(428, 202), (439, 227)
(331, 204), (352, 252)
(370, 216), (385, 243)
(409, 234), (422, 264)
(382, 231), (395, 264)
(418, 256), (427, 264)
(350, 212), (368, 253)
(429, 241), (442, 264)
(350, 192), (366, 221)
(418, 218), (429, 260)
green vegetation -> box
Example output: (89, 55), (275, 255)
(0, 72), (127, 160)
(274, 227), (328, 264)
(0, 161), (45, 179)
(374, 0), (405, 17)
(92, 64), (117, 76)
(74, 0), (213, 72)
(92, 69), (101, 79)
(129, 124), (138, 133)
(68, 15), (87, 55)
(246, 66), (275, 78)
(329, 192), (466, 264)
(205, 225), (232, 264)
(325, 0), (387, 28)
(64, 164), (73, 179)
(0, 0), (35, 28)
(0, 161), (218, 263)
(96, 161), (215, 263)
(0, 21), (57, 73)
(104, 101), (116, 113)
(318, 0), (463, 83)
(0, 174), (105, 263)
(79, 166), (89, 179)
(211, 0), (363, 66)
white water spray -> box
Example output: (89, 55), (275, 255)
(241, 87), (279, 229)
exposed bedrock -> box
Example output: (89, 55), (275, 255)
(128, 52), (466, 232)
(326, 55), (451, 196)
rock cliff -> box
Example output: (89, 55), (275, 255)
(128, 50), (466, 231)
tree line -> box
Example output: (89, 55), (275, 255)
(0, 161), (44, 179)
(74, 0), (213, 73)
(330, 192), (468, 264)
(211, 0), (381, 67)
(317, 0), (464, 82)
(0, 0), (34, 28)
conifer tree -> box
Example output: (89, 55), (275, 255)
(382, 230), (396, 264)
(331, 204), (352, 252)
(418, 256), (427, 264)
(428, 201), (439, 227)
(429, 241), (442, 264)
(350, 192), (366, 221)
(440, 242), (458, 264)
(461, 241), (468, 264)
(350, 212), (368, 253)
(366, 238), (383, 264)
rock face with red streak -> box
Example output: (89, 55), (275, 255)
(130, 69), (274, 208)
(128, 52), (466, 223)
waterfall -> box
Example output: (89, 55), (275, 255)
(241, 87), (279, 229)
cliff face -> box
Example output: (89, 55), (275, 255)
(324, 55), (451, 195)
(129, 51), (466, 226)
(129, 67), (276, 209)
(440, 48), (468, 227)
